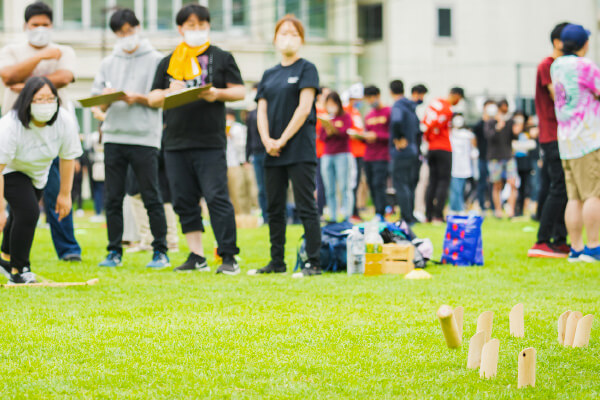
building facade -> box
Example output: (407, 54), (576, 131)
(0, 0), (598, 130)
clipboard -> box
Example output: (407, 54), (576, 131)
(318, 116), (335, 131)
(78, 91), (126, 107)
(163, 84), (213, 110)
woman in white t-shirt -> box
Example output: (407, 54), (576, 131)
(0, 77), (82, 284)
(449, 114), (477, 213)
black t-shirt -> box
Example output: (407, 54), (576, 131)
(151, 45), (244, 151)
(256, 58), (319, 166)
(472, 119), (488, 160)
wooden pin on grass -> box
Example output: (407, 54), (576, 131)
(509, 303), (524, 338)
(437, 305), (463, 348)
(563, 311), (583, 347)
(476, 311), (494, 343)
(479, 338), (500, 379)
(517, 347), (536, 389)
(572, 314), (594, 348)
(558, 310), (572, 345)
(467, 331), (486, 369)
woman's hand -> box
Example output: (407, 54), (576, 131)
(55, 193), (72, 222)
(265, 138), (281, 157)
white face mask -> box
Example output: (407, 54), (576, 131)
(485, 104), (498, 118)
(452, 116), (465, 128)
(183, 29), (209, 47)
(276, 35), (302, 55)
(116, 33), (140, 53)
(31, 102), (58, 123)
(28, 26), (52, 48)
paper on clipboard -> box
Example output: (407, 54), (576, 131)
(318, 116), (335, 131)
(78, 91), (126, 107)
(163, 84), (213, 110)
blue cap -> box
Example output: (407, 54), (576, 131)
(560, 24), (591, 47)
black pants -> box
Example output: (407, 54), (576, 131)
(537, 141), (567, 244)
(392, 155), (418, 224)
(425, 150), (452, 221)
(352, 156), (364, 216)
(1, 172), (43, 271)
(516, 169), (532, 216)
(164, 148), (239, 257)
(104, 143), (167, 254)
(265, 162), (321, 267)
(365, 160), (389, 216)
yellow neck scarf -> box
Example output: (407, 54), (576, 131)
(167, 41), (211, 81)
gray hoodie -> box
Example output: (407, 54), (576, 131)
(91, 39), (163, 148)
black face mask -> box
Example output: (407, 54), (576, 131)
(415, 99), (424, 105)
(371, 101), (380, 109)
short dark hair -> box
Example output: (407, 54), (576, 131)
(25, 1), (53, 23)
(551, 22), (570, 44)
(483, 99), (496, 107)
(325, 91), (345, 117)
(450, 87), (465, 98)
(226, 108), (236, 117)
(562, 39), (586, 55)
(109, 8), (140, 32)
(498, 99), (509, 108)
(364, 85), (380, 97)
(13, 76), (60, 128)
(411, 84), (428, 95)
(176, 4), (210, 26)
(389, 80), (404, 95)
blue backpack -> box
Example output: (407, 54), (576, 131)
(295, 221), (353, 272)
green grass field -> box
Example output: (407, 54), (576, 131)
(1, 216), (598, 399)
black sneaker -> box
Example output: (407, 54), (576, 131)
(0, 258), (10, 279)
(292, 262), (323, 278)
(216, 255), (240, 276)
(247, 261), (287, 275)
(173, 253), (209, 272)
(8, 268), (37, 285)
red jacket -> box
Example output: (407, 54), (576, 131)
(423, 98), (453, 152)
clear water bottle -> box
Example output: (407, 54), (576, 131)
(346, 226), (365, 275)
(365, 220), (383, 254)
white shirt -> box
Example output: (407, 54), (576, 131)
(0, 109), (83, 188)
(0, 42), (77, 116)
(226, 122), (247, 167)
(450, 128), (475, 178)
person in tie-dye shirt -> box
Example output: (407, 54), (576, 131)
(550, 23), (600, 262)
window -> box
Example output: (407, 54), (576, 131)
(358, 4), (382, 42)
(62, 0), (83, 29)
(54, 0), (178, 31)
(0, 0), (4, 31)
(277, 0), (326, 38)
(437, 7), (452, 38)
(207, 0), (247, 32)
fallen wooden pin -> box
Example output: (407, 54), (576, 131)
(437, 305), (463, 348)
(2, 278), (99, 288)
(517, 347), (536, 388)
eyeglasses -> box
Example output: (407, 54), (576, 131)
(32, 96), (57, 104)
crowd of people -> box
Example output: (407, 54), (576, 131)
(0, 2), (599, 285)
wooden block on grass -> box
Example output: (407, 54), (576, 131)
(510, 303), (525, 338)
(437, 305), (462, 348)
(573, 314), (594, 348)
(558, 310), (572, 345)
(477, 311), (494, 343)
(467, 331), (486, 369)
(564, 311), (583, 347)
(479, 338), (500, 379)
(518, 347), (536, 388)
